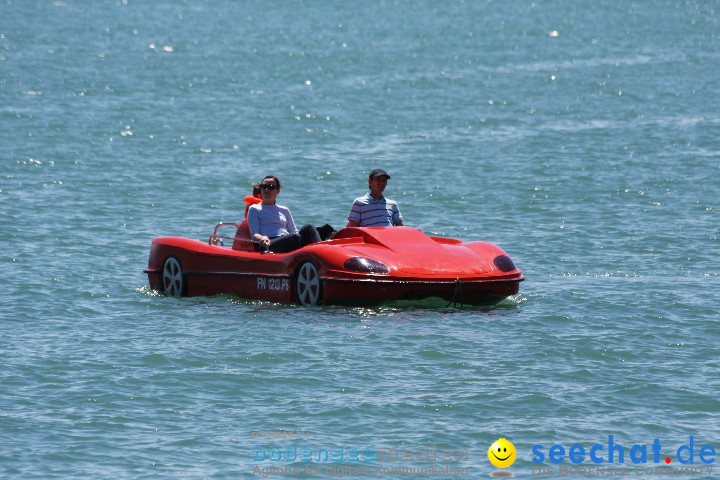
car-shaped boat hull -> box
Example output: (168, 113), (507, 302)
(145, 225), (523, 306)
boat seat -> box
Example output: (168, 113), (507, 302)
(232, 220), (255, 251)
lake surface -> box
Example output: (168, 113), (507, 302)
(1, 1), (718, 478)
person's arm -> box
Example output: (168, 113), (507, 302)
(393, 203), (404, 226)
(253, 232), (270, 245)
(284, 207), (298, 234)
(248, 207), (270, 247)
(347, 200), (361, 227)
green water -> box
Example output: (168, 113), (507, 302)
(1, 1), (718, 478)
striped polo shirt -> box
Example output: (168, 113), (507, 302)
(347, 193), (403, 227)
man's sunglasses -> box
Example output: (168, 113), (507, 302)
(260, 184), (278, 191)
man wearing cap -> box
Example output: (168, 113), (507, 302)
(346, 168), (404, 227)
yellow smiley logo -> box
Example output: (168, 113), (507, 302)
(488, 438), (516, 469)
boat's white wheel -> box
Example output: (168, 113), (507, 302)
(296, 261), (322, 306)
(162, 257), (184, 298)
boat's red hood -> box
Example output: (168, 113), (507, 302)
(329, 227), (521, 279)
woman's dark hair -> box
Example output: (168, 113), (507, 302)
(262, 175), (281, 190)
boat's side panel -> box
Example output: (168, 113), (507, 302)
(185, 272), (294, 303)
(147, 238), (299, 302)
(322, 277), (521, 306)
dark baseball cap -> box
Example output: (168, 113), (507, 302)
(369, 168), (391, 179)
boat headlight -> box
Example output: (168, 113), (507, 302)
(493, 255), (517, 272)
(343, 257), (389, 274)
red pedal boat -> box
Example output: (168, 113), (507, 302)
(145, 222), (524, 306)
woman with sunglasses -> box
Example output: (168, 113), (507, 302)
(247, 175), (322, 253)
